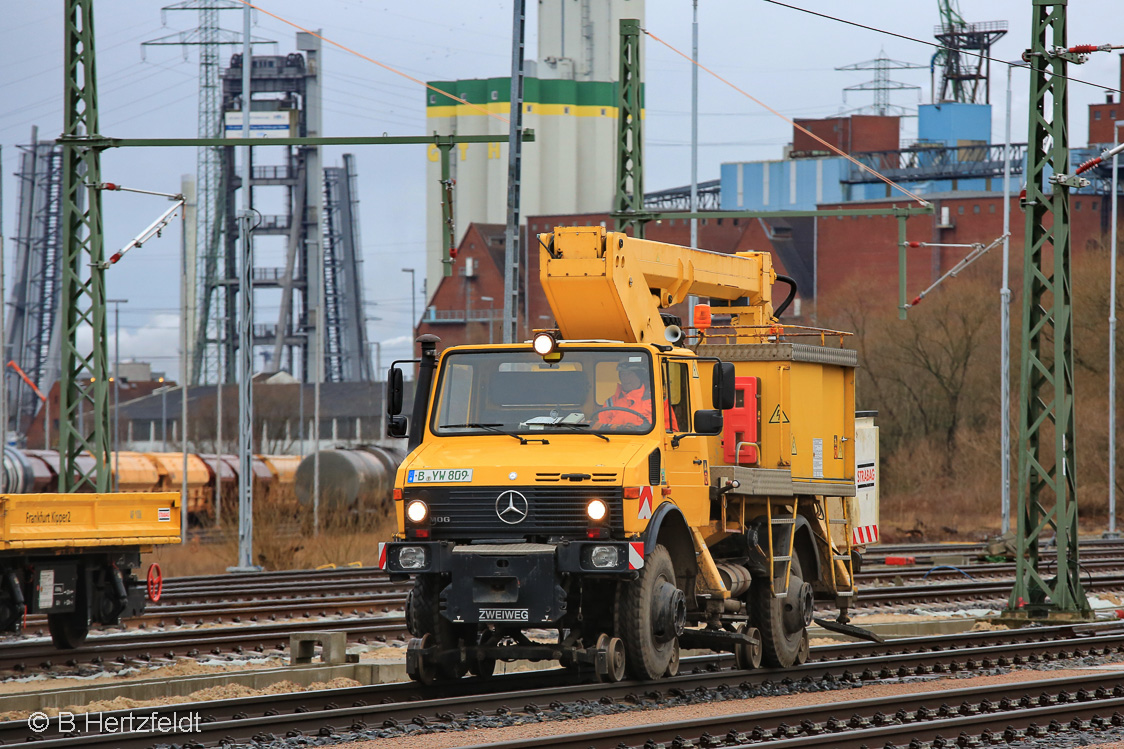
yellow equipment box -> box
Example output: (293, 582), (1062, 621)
(0, 492), (182, 550)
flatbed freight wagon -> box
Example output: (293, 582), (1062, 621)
(0, 491), (181, 648)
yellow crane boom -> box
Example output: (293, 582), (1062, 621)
(539, 226), (777, 344)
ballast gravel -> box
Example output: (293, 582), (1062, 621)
(176, 657), (1124, 749)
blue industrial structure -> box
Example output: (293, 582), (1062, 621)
(717, 104), (1045, 211)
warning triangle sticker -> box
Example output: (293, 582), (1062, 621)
(768, 405), (790, 424)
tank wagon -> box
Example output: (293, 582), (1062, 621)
(294, 446), (407, 516)
(382, 226), (880, 684)
(1, 449), (305, 524)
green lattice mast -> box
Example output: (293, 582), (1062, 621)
(1004, 0), (1090, 620)
(59, 0), (110, 492)
(614, 19), (644, 238)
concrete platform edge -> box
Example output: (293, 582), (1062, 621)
(0, 661), (408, 714)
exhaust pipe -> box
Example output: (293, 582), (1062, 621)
(409, 335), (440, 452)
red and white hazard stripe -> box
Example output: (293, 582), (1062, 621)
(627, 542), (645, 570)
(377, 542), (388, 569)
(851, 525), (879, 545)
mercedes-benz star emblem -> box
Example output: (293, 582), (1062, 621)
(495, 491), (529, 524)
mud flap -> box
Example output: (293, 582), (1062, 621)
(813, 616), (885, 644)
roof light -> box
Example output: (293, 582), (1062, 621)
(533, 332), (557, 356)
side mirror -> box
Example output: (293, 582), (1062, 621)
(387, 415), (408, 438)
(693, 409), (723, 435)
(712, 362), (736, 410)
(387, 367), (404, 415)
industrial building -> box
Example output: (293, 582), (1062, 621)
(422, 0), (644, 303)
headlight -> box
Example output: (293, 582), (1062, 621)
(590, 545), (619, 568)
(586, 498), (608, 522)
(397, 546), (427, 570)
(533, 332), (557, 356)
(406, 500), (428, 523)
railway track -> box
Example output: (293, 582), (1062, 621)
(7, 547), (1124, 677)
(468, 670), (1124, 749)
(3, 622), (1121, 748)
(0, 617), (411, 675)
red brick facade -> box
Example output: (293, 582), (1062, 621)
(814, 193), (1118, 306)
(792, 115), (900, 156)
(1087, 54), (1124, 145)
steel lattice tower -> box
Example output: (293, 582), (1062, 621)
(59, 0), (110, 491)
(835, 51), (925, 117)
(932, 0), (1007, 105)
(7, 129), (64, 439)
(1003, 0), (1089, 621)
(613, 19), (645, 238)
(142, 1), (260, 385)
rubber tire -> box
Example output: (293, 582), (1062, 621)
(751, 552), (807, 668)
(47, 610), (89, 650)
(615, 544), (680, 680)
(406, 574), (462, 679)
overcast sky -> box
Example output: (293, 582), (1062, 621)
(1, 0), (1120, 379)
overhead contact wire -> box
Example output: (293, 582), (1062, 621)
(642, 29), (930, 206)
(229, 0), (509, 124)
(760, 0), (1123, 95)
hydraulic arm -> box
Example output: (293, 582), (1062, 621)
(540, 226), (777, 344)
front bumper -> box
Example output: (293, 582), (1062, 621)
(380, 540), (639, 625)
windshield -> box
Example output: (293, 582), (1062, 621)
(431, 349), (655, 436)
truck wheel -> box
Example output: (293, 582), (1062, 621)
(406, 574), (463, 680)
(615, 544), (684, 680)
(751, 552), (813, 668)
(48, 610), (89, 650)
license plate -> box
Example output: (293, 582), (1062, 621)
(407, 468), (473, 483)
(479, 608), (529, 622)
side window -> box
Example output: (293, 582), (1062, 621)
(664, 362), (691, 431)
(437, 363), (473, 425)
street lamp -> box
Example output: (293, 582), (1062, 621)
(108, 298), (127, 491)
(1108, 120), (1123, 537)
(401, 268), (416, 342)
(158, 378), (168, 452)
(480, 296), (495, 344)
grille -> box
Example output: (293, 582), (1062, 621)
(535, 472), (619, 482)
(415, 486), (623, 537)
(648, 449), (662, 485)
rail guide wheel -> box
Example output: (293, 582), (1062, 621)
(405, 633), (437, 685)
(751, 552), (813, 668)
(734, 624), (763, 670)
(594, 633), (627, 683)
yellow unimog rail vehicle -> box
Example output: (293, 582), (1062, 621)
(382, 226), (872, 683)
(0, 491), (181, 649)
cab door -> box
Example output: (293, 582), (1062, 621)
(661, 359), (708, 527)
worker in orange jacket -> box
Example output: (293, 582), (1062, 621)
(594, 362), (653, 429)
